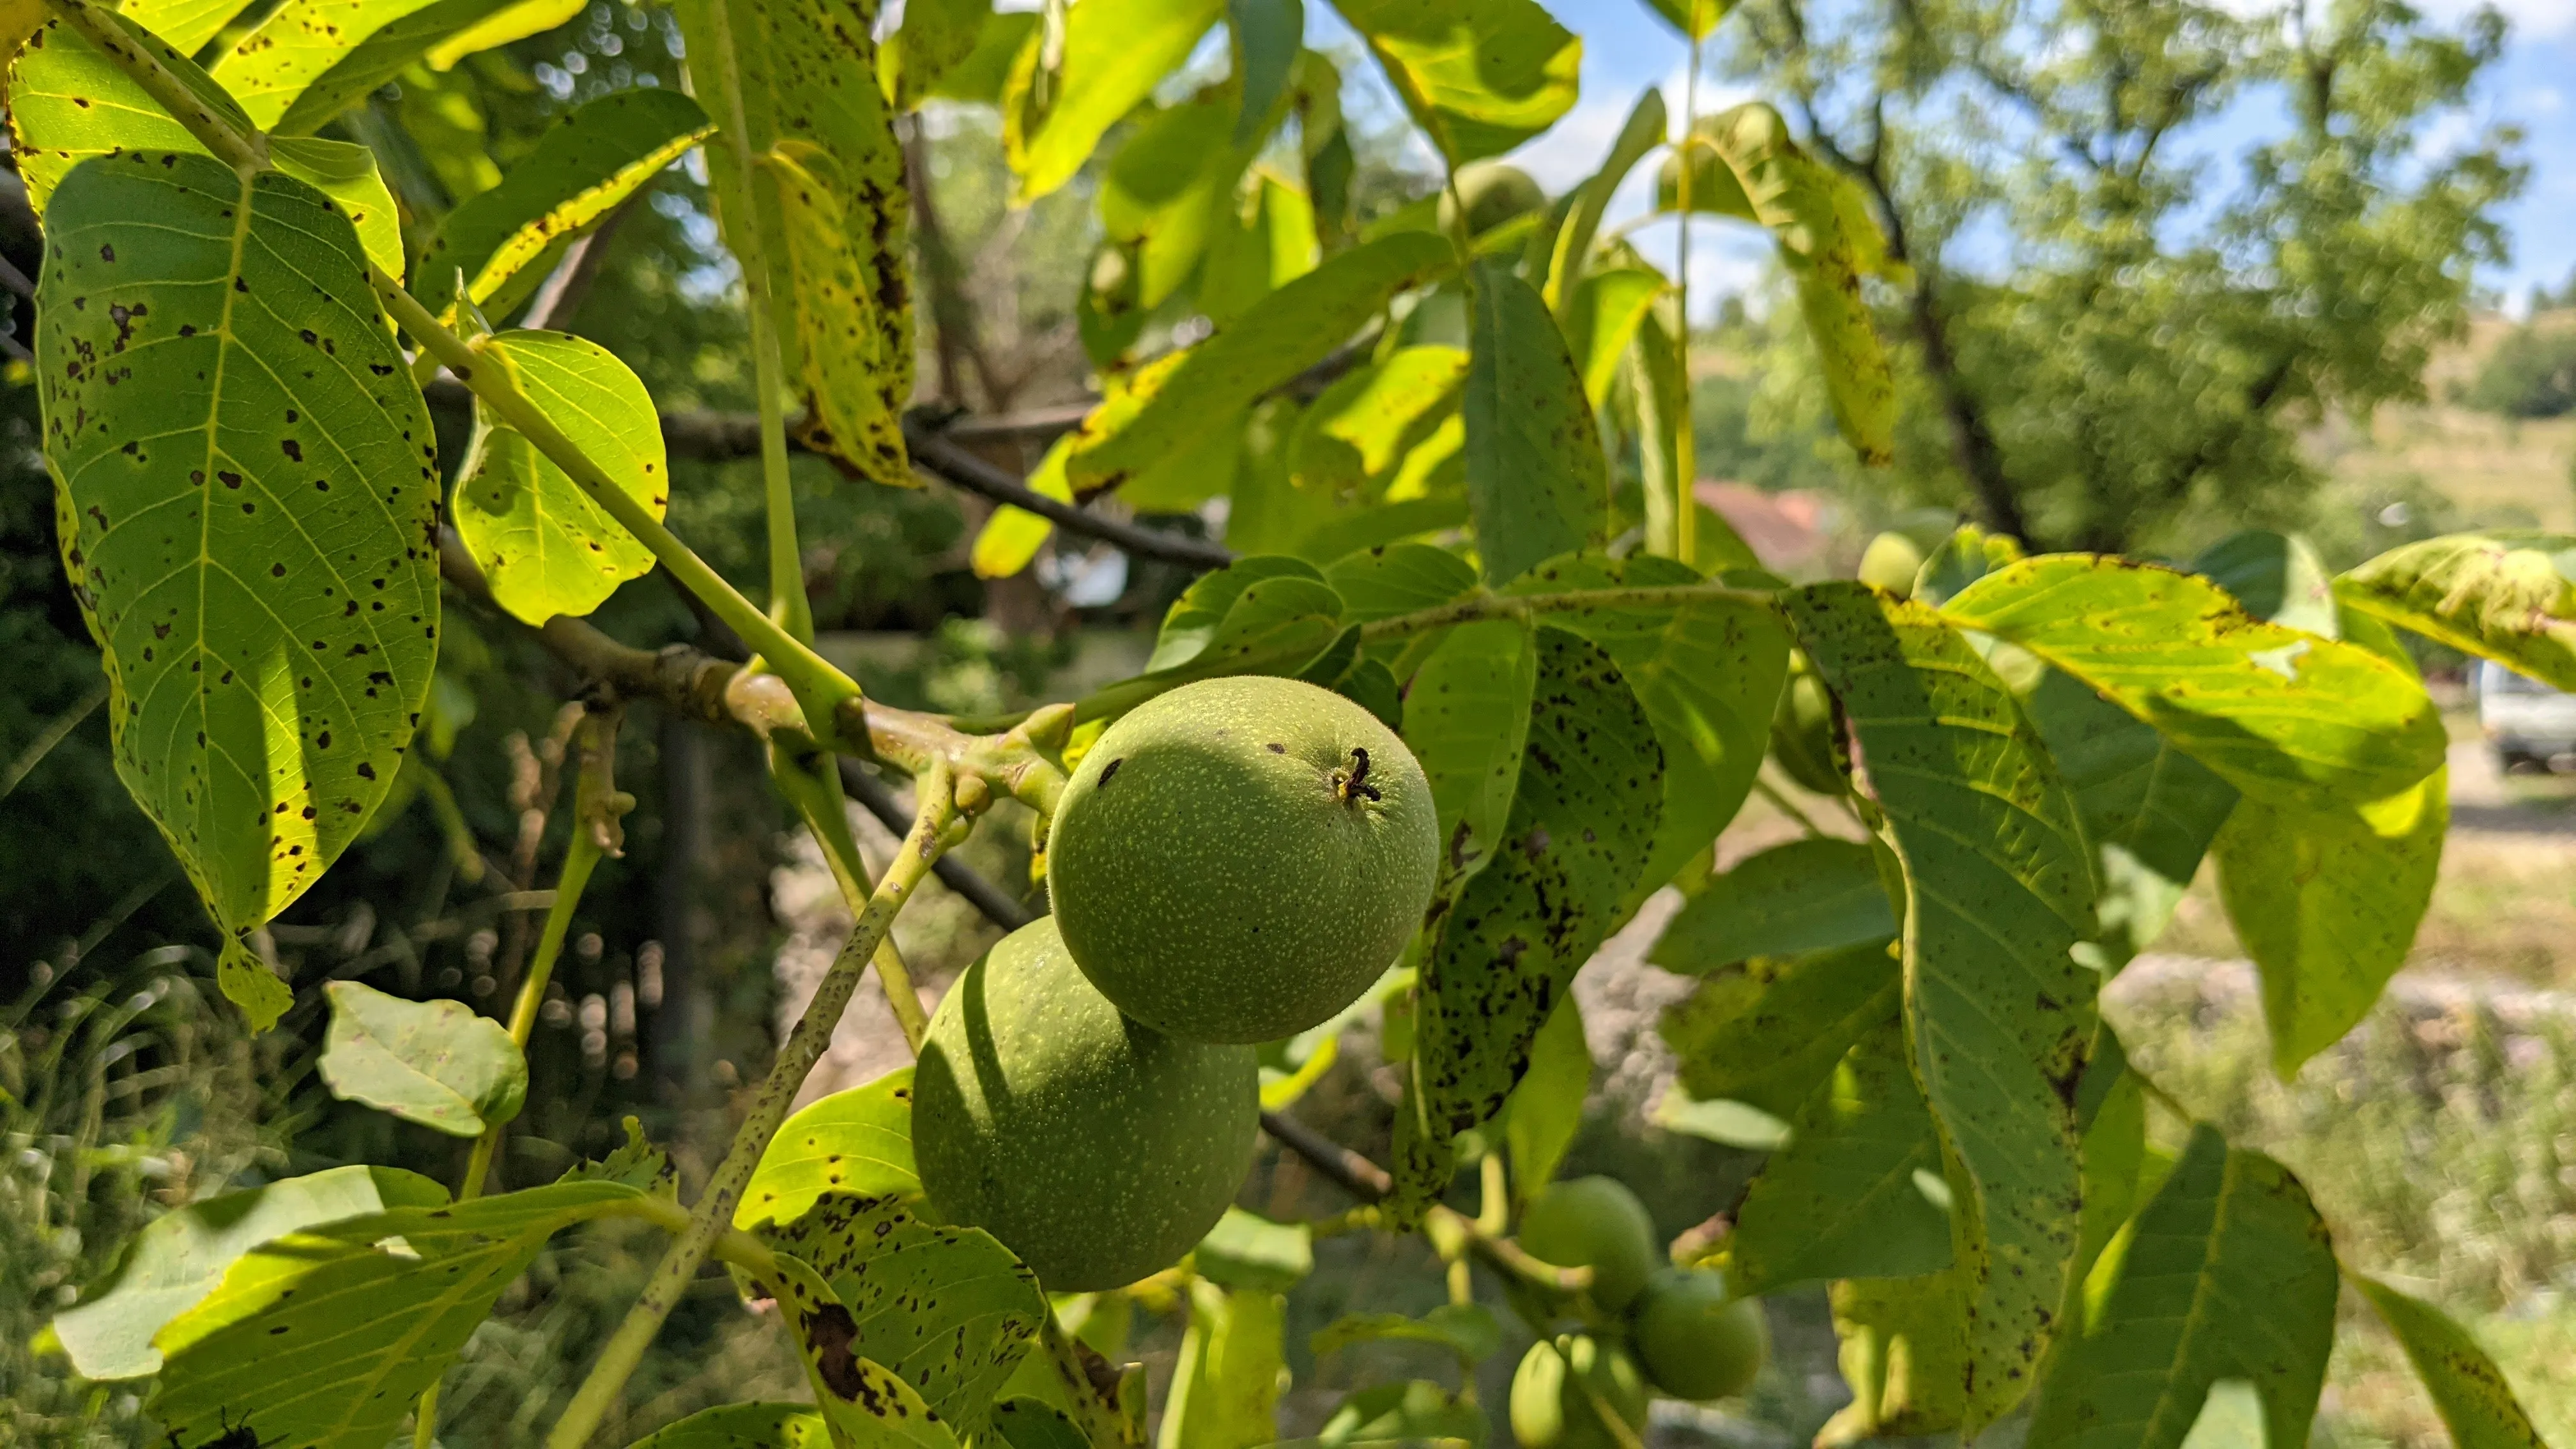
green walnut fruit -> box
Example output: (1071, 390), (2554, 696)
(1046, 675), (1438, 1044)
(912, 917), (1259, 1291)
(1768, 653), (1845, 797)
(1630, 1268), (1769, 1400)
(1519, 1176), (1662, 1314)
(1509, 1335), (1650, 1449)
(1439, 160), (1545, 236)
(1857, 530), (1926, 595)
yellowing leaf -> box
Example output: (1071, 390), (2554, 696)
(680, 0), (914, 485)
(412, 88), (712, 319)
(1331, 0), (1579, 166)
(454, 330), (668, 624)
(213, 0), (518, 135)
(1003, 0), (1227, 204)
(2337, 531), (2576, 693)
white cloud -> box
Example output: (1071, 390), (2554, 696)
(2421, 0), (2576, 36)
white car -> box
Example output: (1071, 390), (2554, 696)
(2476, 659), (2576, 772)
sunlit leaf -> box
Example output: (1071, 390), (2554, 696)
(1729, 1022), (1952, 1294)
(1943, 555), (2448, 811)
(122, 0), (257, 56)
(9, 19), (406, 278)
(1463, 261), (1607, 585)
(1201, 168), (1322, 327)
(1064, 231), (1453, 495)
(1817, 1269), (1975, 1444)
(679, 0), (914, 484)
(38, 153), (439, 1002)
(1288, 346), (1467, 500)
(1101, 86), (1257, 310)
(1330, 0), (1579, 166)
(1162, 1277), (1289, 1449)
(1547, 88), (1666, 312)
(411, 88), (713, 319)
(2027, 1127), (2340, 1449)
(1634, 0), (1729, 41)
(1195, 1208), (1314, 1292)
(1002, 0), (1227, 203)
(1785, 582), (2096, 1431)
(50, 1165), (447, 1381)
(424, 0), (586, 69)
(452, 330), (666, 624)
(319, 979), (526, 1136)
(2337, 531), (2576, 693)
(2198, 530), (2341, 640)
(213, 0), (518, 135)
(2354, 1276), (2550, 1449)
(737, 1067), (919, 1229)
(1561, 266), (1662, 406)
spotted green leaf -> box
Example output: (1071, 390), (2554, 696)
(755, 1252), (968, 1449)
(2337, 531), (2576, 694)
(1652, 838), (1897, 973)
(1330, 0), (1578, 166)
(757, 1192), (1047, 1437)
(452, 329), (668, 625)
(1407, 627), (1661, 1160)
(1064, 231), (1455, 496)
(1400, 617), (1538, 885)
(1942, 555), (2448, 811)
(38, 153), (439, 1002)
(411, 89), (714, 320)
(625, 1404), (837, 1448)
(2354, 1276), (2550, 1449)
(1785, 582), (2096, 1431)
(1463, 261), (1608, 585)
(7, 19), (405, 279)
(1162, 1277), (1289, 1449)
(678, 0), (914, 485)
(880, 0), (989, 111)
(319, 979), (526, 1135)
(1508, 553), (1790, 895)
(213, 0), (518, 135)
(49, 1164), (447, 1381)
(737, 1067), (919, 1229)
(1659, 103), (1896, 465)
(149, 1181), (652, 1447)
(990, 1400), (1089, 1449)
(2027, 1127), (2339, 1449)
(1729, 1022), (1952, 1294)
(1659, 937), (1899, 1121)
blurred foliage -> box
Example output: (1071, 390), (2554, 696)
(1718, 0), (2523, 555)
(2465, 316), (2576, 419)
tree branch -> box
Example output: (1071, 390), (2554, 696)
(836, 758), (1039, 933)
(902, 420), (1238, 569)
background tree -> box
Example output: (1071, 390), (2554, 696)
(1724, 0), (2523, 553)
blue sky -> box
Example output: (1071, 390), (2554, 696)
(1510, 0), (2576, 312)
